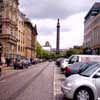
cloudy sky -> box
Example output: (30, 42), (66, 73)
(19, 0), (96, 49)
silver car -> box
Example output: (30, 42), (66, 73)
(60, 58), (69, 71)
(61, 63), (100, 100)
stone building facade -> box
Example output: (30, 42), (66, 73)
(17, 11), (37, 58)
(31, 25), (37, 57)
(84, 2), (100, 54)
(24, 19), (33, 58)
(18, 14), (37, 58)
(0, 0), (37, 63)
(0, 0), (19, 62)
(17, 11), (25, 58)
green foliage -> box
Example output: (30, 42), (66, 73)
(65, 46), (83, 58)
(36, 42), (83, 59)
(36, 41), (56, 59)
(36, 41), (42, 58)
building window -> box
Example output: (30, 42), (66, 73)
(0, 23), (2, 33)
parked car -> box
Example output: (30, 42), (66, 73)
(14, 59), (24, 69)
(31, 58), (36, 64)
(61, 55), (100, 71)
(55, 58), (65, 66)
(64, 62), (97, 77)
(33, 58), (40, 64)
(38, 59), (43, 63)
(27, 58), (31, 66)
(48, 59), (53, 62)
(61, 62), (100, 100)
(23, 59), (29, 68)
(60, 58), (69, 71)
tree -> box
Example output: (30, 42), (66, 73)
(65, 49), (76, 58)
(36, 41), (42, 58)
(36, 41), (54, 59)
(65, 46), (83, 58)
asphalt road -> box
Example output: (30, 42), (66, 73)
(0, 61), (67, 100)
(0, 62), (54, 100)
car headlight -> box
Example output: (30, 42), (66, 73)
(66, 83), (72, 87)
(63, 81), (72, 87)
(62, 82), (73, 92)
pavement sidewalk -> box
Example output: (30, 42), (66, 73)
(1, 66), (13, 73)
(54, 65), (65, 100)
(0, 65), (15, 80)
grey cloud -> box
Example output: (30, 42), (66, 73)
(61, 27), (71, 33)
(39, 25), (71, 36)
(19, 0), (92, 19)
(38, 27), (55, 36)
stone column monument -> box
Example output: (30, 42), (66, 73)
(56, 18), (60, 54)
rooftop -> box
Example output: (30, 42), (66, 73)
(85, 2), (100, 21)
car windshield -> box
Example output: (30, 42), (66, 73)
(80, 64), (100, 77)
(70, 62), (85, 70)
(68, 56), (74, 61)
(79, 62), (98, 72)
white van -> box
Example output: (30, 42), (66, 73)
(60, 55), (100, 71)
(68, 55), (100, 64)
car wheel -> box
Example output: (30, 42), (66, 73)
(74, 87), (94, 100)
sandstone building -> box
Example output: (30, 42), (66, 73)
(24, 18), (37, 58)
(0, 0), (19, 62)
(0, 0), (37, 62)
(84, 2), (100, 54)
(17, 11), (25, 58)
(17, 11), (37, 59)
